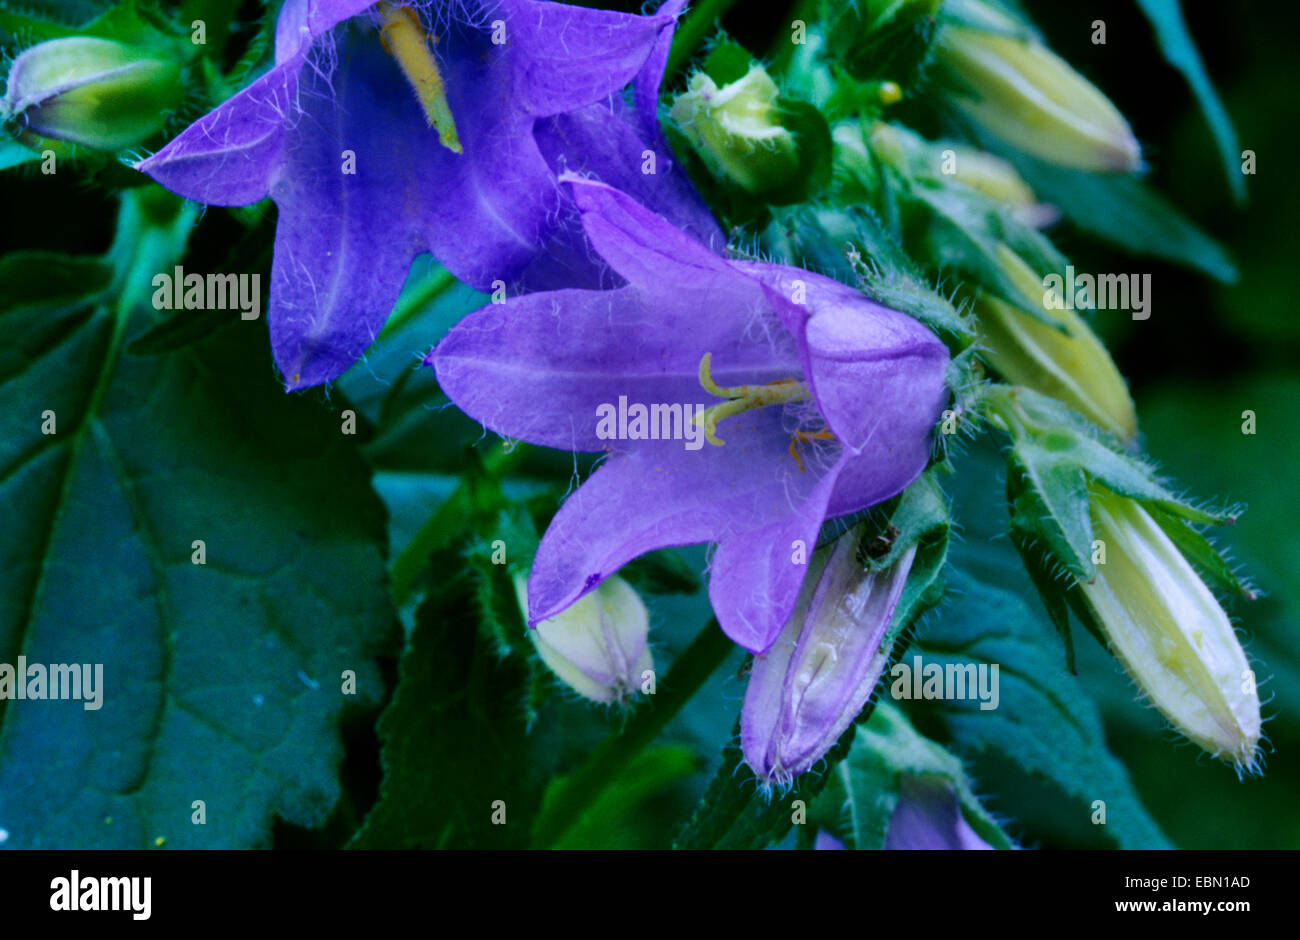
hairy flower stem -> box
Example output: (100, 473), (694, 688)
(531, 618), (735, 847)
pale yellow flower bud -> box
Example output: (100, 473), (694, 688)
(935, 5), (1140, 172)
(974, 244), (1137, 441)
(514, 574), (653, 705)
(1082, 488), (1261, 769)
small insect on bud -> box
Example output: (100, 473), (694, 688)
(974, 244), (1137, 442)
(513, 573), (653, 706)
(741, 536), (917, 789)
(933, 1), (1140, 172)
(0, 37), (183, 151)
(669, 64), (799, 196)
(1080, 487), (1261, 770)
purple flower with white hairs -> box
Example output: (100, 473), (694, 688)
(742, 537), (916, 786)
(429, 177), (949, 654)
(885, 776), (995, 851)
(137, 0), (715, 388)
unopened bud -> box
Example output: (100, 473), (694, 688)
(934, 2), (1140, 172)
(670, 64), (799, 196)
(886, 775), (995, 850)
(975, 244), (1137, 441)
(742, 538), (916, 788)
(1, 37), (182, 151)
(514, 573), (653, 705)
(945, 145), (1057, 227)
(1080, 488), (1260, 770)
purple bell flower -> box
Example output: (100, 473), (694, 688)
(137, 0), (715, 388)
(429, 177), (949, 654)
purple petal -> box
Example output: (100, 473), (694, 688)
(275, 0), (376, 62)
(565, 175), (736, 287)
(737, 263), (950, 457)
(499, 0), (680, 118)
(633, 0), (687, 139)
(417, 19), (562, 289)
(526, 411), (830, 626)
(135, 61), (298, 205)
(267, 23), (440, 387)
(814, 830), (847, 850)
(709, 459), (844, 653)
(531, 98), (725, 285)
(429, 284), (800, 452)
(885, 776), (995, 851)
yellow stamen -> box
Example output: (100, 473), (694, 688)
(693, 351), (811, 445)
(378, 2), (462, 153)
(787, 429), (835, 472)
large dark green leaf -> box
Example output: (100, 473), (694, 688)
(0, 194), (395, 849)
(349, 550), (539, 849)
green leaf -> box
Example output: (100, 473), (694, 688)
(995, 388), (1235, 527)
(125, 303), (236, 356)
(620, 548), (703, 596)
(1135, 0), (1244, 203)
(543, 745), (701, 849)
(0, 193), (396, 849)
(910, 569), (1172, 848)
(820, 700), (1013, 850)
(1006, 438), (1095, 579)
(1148, 508), (1252, 599)
(908, 182), (1070, 329)
(1009, 158), (1237, 283)
(350, 551), (538, 848)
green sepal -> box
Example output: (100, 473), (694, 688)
(812, 699), (1014, 850)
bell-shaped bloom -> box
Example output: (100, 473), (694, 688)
(1, 37), (182, 151)
(513, 572), (653, 705)
(1082, 487), (1261, 769)
(885, 775), (995, 850)
(429, 177), (949, 653)
(742, 539), (916, 786)
(137, 0), (714, 388)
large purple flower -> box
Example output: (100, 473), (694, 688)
(429, 177), (949, 653)
(137, 0), (714, 388)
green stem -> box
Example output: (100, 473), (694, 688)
(388, 441), (524, 605)
(378, 265), (457, 342)
(666, 0), (742, 76)
(531, 618), (736, 848)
